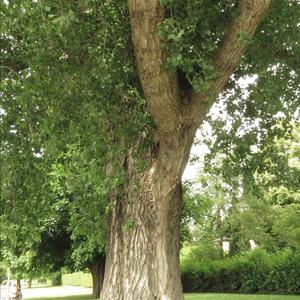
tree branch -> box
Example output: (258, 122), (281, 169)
(0, 65), (21, 78)
(128, 0), (182, 137)
(191, 0), (271, 118)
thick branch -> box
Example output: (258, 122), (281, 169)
(128, 0), (182, 136)
(191, 0), (271, 117)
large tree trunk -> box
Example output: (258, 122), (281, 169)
(89, 255), (105, 299)
(100, 127), (197, 300)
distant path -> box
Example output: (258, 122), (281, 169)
(22, 286), (92, 299)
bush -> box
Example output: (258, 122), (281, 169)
(181, 248), (300, 295)
(50, 272), (62, 286)
(186, 243), (222, 262)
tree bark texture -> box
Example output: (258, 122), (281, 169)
(101, 1), (271, 299)
(101, 127), (197, 300)
(89, 255), (106, 299)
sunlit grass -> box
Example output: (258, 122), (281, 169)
(185, 294), (300, 300)
(25, 295), (92, 300)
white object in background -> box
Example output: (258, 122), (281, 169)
(223, 241), (230, 253)
(250, 240), (258, 250)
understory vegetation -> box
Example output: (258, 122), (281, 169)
(62, 248), (300, 295)
(181, 249), (300, 295)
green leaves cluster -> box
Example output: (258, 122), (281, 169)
(158, 0), (236, 92)
(181, 248), (300, 294)
(183, 121), (300, 259)
(0, 0), (151, 276)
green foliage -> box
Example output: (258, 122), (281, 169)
(182, 121), (300, 297)
(0, 0), (150, 277)
(158, 0), (235, 92)
(272, 204), (300, 250)
(186, 121), (300, 256)
(0, 264), (6, 283)
(181, 249), (300, 295)
(237, 32), (253, 45)
(181, 243), (222, 263)
(49, 272), (62, 286)
(122, 218), (135, 232)
(49, 146), (108, 271)
(181, 182), (215, 245)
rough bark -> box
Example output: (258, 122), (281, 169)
(101, 1), (271, 299)
(101, 126), (197, 300)
(88, 255), (105, 299)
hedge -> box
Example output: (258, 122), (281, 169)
(181, 249), (300, 295)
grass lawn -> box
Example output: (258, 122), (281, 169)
(25, 294), (300, 300)
(25, 297), (92, 300)
(185, 295), (300, 300)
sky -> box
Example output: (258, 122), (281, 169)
(182, 131), (209, 181)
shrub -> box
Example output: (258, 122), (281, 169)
(50, 272), (62, 286)
(181, 248), (300, 295)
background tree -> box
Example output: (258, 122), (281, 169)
(183, 120), (300, 259)
(49, 146), (108, 298)
(1, 0), (146, 297)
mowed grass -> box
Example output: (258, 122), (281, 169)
(25, 296), (92, 300)
(25, 294), (300, 300)
(185, 294), (300, 300)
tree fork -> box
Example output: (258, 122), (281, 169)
(101, 1), (271, 299)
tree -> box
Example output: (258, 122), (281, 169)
(1, 2), (130, 296)
(0, 127), (107, 297)
(49, 146), (108, 298)
(102, 1), (300, 298)
(101, 1), (288, 299)
(189, 119), (300, 255)
(1, 1), (300, 299)
(257, 123), (300, 251)
(182, 171), (274, 258)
